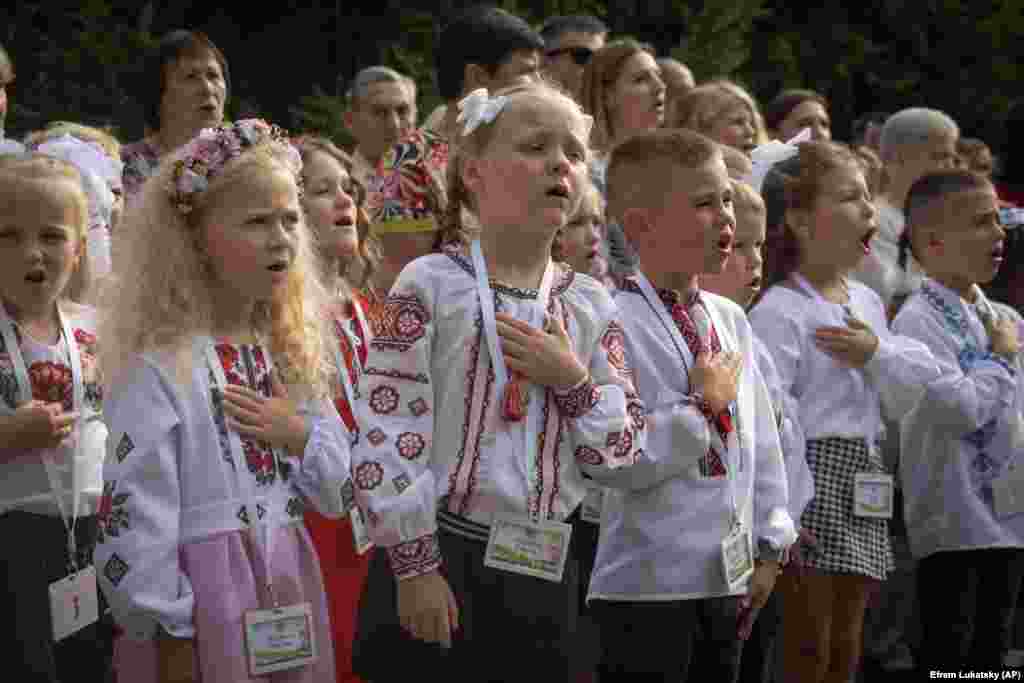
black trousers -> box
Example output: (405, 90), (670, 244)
(0, 511), (113, 683)
(738, 589), (780, 683)
(591, 595), (745, 683)
(917, 547), (1024, 671)
(353, 516), (582, 683)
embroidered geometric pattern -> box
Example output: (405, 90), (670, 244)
(103, 553), (130, 587)
(96, 481), (131, 544)
(601, 321), (628, 371)
(393, 472), (411, 494)
(286, 496), (305, 519)
(367, 428), (387, 446)
(613, 429), (634, 462)
(605, 431), (620, 448)
(628, 400), (647, 432)
(396, 432), (427, 460)
(553, 380), (598, 418)
(408, 397), (429, 417)
(115, 433), (135, 463)
(922, 282), (1016, 376)
(355, 461), (385, 490)
(575, 445), (604, 466)
(364, 366), (430, 384)
(369, 385), (400, 415)
(387, 534), (442, 580)
(371, 294), (430, 352)
(341, 480), (356, 511)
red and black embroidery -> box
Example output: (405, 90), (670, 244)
(364, 366), (430, 384)
(371, 293), (430, 352)
(575, 445), (604, 466)
(29, 360), (74, 410)
(553, 380), (599, 418)
(613, 429), (634, 461)
(355, 461), (385, 490)
(387, 534), (442, 580)
(396, 432), (427, 460)
(367, 428), (387, 446)
(628, 400), (647, 432)
(369, 385), (400, 415)
(96, 480), (131, 543)
(605, 431), (621, 448)
(215, 343), (279, 486)
(408, 397), (429, 417)
(600, 321), (628, 372)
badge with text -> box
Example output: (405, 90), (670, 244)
(580, 484), (604, 525)
(484, 515), (572, 583)
(244, 602), (317, 676)
(351, 506), (373, 555)
(721, 524), (754, 592)
(993, 466), (1024, 519)
(853, 473), (894, 519)
(49, 566), (99, 642)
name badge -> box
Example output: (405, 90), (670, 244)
(580, 484), (604, 525)
(244, 602), (317, 676)
(993, 466), (1024, 519)
(484, 515), (572, 583)
(351, 506), (373, 555)
(49, 565), (99, 642)
(721, 524), (754, 592)
(853, 473), (894, 519)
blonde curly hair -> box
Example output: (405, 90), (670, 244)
(101, 141), (330, 397)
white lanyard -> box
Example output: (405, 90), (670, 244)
(329, 298), (369, 411)
(204, 340), (285, 605)
(633, 274), (741, 524)
(470, 240), (554, 520)
(0, 303), (85, 570)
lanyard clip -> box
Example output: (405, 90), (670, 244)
(66, 533), (79, 574)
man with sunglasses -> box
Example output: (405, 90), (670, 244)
(539, 15), (608, 101)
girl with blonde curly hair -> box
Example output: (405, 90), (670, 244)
(0, 153), (112, 682)
(95, 119), (354, 683)
(670, 79), (767, 156)
(295, 135), (380, 683)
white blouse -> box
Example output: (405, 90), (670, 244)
(893, 279), (1024, 559)
(588, 279), (795, 601)
(352, 246), (647, 580)
(750, 277), (940, 443)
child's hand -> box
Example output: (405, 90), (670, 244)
(814, 315), (879, 368)
(737, 560), (780, 640)
(495, 313), (588, 390)
(788, 527), (818, 579)
(987, 315), (1020, 359)
(397, 569), (461, 648)
(8, 400), (77, 452)
(689, 351), (742, 415)
(221, 375), (309, 457)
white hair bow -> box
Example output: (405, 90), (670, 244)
(743, 127), (812, 192)
(456, 88), (510, 137)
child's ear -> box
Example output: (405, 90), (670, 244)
(463, 63), (489, 94)
(784, 208), (810, 240)
(461, 157), (484, 195)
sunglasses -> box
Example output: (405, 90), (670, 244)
(545, 47), (594, 66)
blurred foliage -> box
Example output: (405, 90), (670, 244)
(2, 0), (1022, 152)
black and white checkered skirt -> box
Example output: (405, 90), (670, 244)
(800, 437), (895, 581)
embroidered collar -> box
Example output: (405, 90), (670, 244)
(920, 278), (983, 341)
(620, 276), (699, 308)
(444, 242), (574, 299)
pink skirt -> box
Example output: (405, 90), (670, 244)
(114, 523), (336, 682)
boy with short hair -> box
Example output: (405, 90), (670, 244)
(854, 107), (959, 312)
(589, 129), (795, 682)
(892, 169), (1024, 671)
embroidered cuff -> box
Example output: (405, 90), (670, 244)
(387, 533), (443, 580)
(553, 376), (599, 418)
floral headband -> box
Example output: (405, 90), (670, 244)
(455, 87), (594, 140)
(168, 119), (302, 216)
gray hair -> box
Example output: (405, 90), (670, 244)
(880, 107), (959, 161)
(346, 66), (411, 106)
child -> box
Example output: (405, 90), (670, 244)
(553, 178), (608, 284)
(588, 129), (795, 682)
(702, 180), (814, 683)
(749, 141), (940, 683)
(351, 82), (647, 683)
(892, 170), (1024, 670)
(94, 119), (353, 683)
(0, 154), (111, 681)
(296, 136), (378, 683)
(853, 107), (959, 313)
(27, 124), (125, 288)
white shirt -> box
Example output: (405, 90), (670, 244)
(352, 245), (648, 579)
(94, 341), (353, 639)
(893, 279), (1024, 559)
(750, 278), (940, 443)
(587, 278), (795, 601)
(0, 302), (105, 516)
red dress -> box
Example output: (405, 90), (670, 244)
(305, 297), (372, 683)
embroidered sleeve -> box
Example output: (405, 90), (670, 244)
(566, 317), (649, 483)
(280, 400), (354, 519)
(387, 533), (443, 580)
(893, 305), (1017, 433)
(353, 276), (440, 578)
(93, 359), (194, 640)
